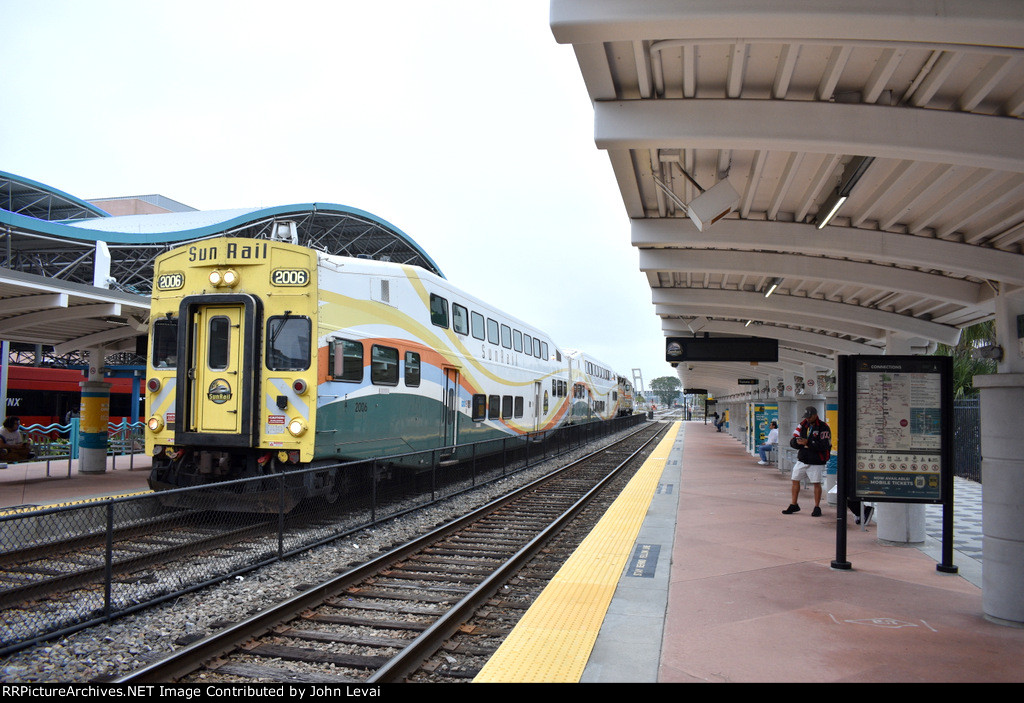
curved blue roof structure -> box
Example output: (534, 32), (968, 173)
(0, 172), (444, 294)
(1, 170), (111, 220)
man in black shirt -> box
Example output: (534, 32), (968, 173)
(782, 406), (831, 517)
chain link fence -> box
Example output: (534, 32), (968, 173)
(0, 413), (646, 655)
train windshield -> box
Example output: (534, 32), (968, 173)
(152, 319), (178, 368)
(267, 315), (311, 370)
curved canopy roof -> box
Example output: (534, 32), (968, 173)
(552, 0), (1024, 398)
(0, 174), (442, 354)
(0, 170), (110, 221)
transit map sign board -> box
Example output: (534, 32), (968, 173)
(834, 354), (957, 573)
(837, 355), (952, 504)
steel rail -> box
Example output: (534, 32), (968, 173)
(113, 422), (662, 683)
(368, 425), (665, 682)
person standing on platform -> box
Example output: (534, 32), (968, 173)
(782, 406), (831, 516)
(757, 420), (779, 465)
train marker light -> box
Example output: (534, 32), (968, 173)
(287, 418), (307, 437)
(292, 378), (308, 395)
(147, 377), (162, 393)
(147, 416), (164, 432)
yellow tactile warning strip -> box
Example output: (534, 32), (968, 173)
(473, 421), (681, 683)
(0, 490), (153, 517)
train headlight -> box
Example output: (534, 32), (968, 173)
(209, 269), (239, 288)
(147, 377), (162, 393)
(287, 418), (307, 437)
(147, 415), (165, 433)
(292, 378), (308, 395)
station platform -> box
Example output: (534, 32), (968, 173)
(476, 420), (1024, 684)
(0, 454), (151, 513)
(2, 425), (1019, 682)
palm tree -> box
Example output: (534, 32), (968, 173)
(935, 321), (996, 398)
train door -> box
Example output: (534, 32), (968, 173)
(533, 381), (541, 431)
(177, 295), (259, 446)
(442, 367), (459, 446)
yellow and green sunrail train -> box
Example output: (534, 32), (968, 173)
(144, 235), (634, 508)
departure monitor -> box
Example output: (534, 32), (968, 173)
(666, 336), (778, 363)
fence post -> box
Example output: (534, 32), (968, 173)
(104, 501), (114, 618)
(70, 417), (80, 459)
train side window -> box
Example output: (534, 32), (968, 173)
(405, 351), (421, 387)
(453, 303), (469, 335)
(208, 316), (230, 370)
(502, 395), (512, 419)
(152, 319), (178, 368)
(514, 396), (524, 418)
(330, 339), (363, 382)
(513, 329), (523, 353)
(500, 324), (512, 349)
(371, 345), (399, 385)
(430, 293), (449, 328)
(471, 311), (485, 340)
(523, 334), (533, 356)
(488, 395), (500, 419)
(487, 318), (499, 345)
(533, 337), (541, 358)
(540, 342), (548, 360)
(472, 394), (487, 421)
(267, 316), (311, 371)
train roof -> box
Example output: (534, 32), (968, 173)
(563, 348), (619, 373)
(63, 203), (445, 278)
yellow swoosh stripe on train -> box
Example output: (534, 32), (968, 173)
(143, 235), (635, 511)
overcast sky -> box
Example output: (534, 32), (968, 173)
(1, 0), (673, 393)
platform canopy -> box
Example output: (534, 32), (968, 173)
(551, 0), (1024, 398)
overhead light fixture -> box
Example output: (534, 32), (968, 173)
(764, 277), (783, 297)
(815, 155), (874, 229)
(816, 192), (848, 229)
(745, 320), (753, 327)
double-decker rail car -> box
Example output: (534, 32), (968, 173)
(144, 235), (625, 509)
(563, 350), (621, 422)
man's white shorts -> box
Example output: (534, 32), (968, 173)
(791, 460), (824, 484)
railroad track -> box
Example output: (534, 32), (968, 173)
(114, 422), (667, 683)
(0, 507), (345, 653)
(0, 514), (273, 611)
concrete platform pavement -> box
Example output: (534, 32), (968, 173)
(654, 421), (1024, 683)
(0, 454), (151, 512)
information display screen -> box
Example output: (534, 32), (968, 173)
(666, 337), (778, 362)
